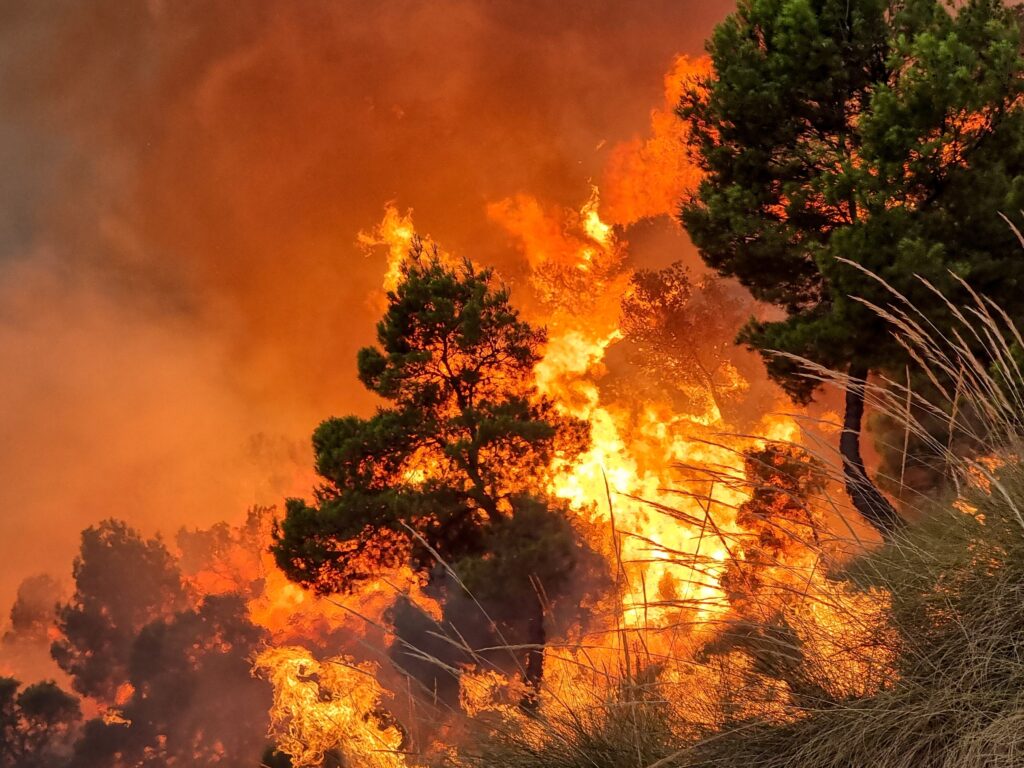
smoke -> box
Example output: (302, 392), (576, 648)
(1, 574), (67, 686)
(1, 6), (884, 766)
(0, 0), (734, 617)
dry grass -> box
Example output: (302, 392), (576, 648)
(449, 666), (687, 768)
(670, 255), (1024, 768)
(446, 248), (1024, 767)
(679, 469), (1024, 768)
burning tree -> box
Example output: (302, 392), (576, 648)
(272, 244), (594, 700)
(615, 261), (769, 424)
(680, 0), (1024, 536)
(68, 595), (271, 768)
(48, 519), (275, 767)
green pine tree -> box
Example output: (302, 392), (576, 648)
(681, 0), (1024, 536)
(272, 242), (592, 695)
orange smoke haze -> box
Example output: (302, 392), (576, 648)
(0, 1), (736, 618)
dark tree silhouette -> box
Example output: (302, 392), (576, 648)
(52, 520), (188, 704)
(41, 517), (278, 768)
(0, 677), (80, 768)
(68, 595), (271, 768)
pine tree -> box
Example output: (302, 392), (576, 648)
(680, 0), (1024, 536)
(272, 243), (592, 695)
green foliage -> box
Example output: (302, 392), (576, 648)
(272, 243), (590, 596)
(680, 0), (1024, 402)
(454, 496), (586, 615)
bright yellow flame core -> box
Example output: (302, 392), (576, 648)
(255, 646), (408, 768)
(522, 196), (780, 630)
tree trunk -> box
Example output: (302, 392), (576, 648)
(840, 362), (904, 539)
(519, 600), (545, 711)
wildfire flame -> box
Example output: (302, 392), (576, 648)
(246, 54), (888, 766)
(255, 646), (408, 768)
(601, 54), (712, 226)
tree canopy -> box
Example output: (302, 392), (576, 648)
(51, 520), (188, 703)
(67, 595), (270, 768)
(0, 678), (80, 768)
(272, 244), (596, 698)
(44, 519), (276, 767)
(680, 0), (1024, 533)
(273, 245), (589, 594)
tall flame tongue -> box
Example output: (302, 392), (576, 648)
(601, 54), (712, 226)
(487, 185), (801, 634)
(357, 205), (420, 294)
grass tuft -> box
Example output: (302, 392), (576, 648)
(447, 262), (1024, 768)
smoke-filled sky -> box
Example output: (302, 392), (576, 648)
(0, 1), (734, 611)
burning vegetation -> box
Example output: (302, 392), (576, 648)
(0, 50), (843, 764)
(0, 85), (870, 766)
(6, 1), (1024, 767)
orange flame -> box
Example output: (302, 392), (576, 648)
(601, 55), (711, 226)
(250, 54), (890, 765)
(255, 646), (408, 768)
